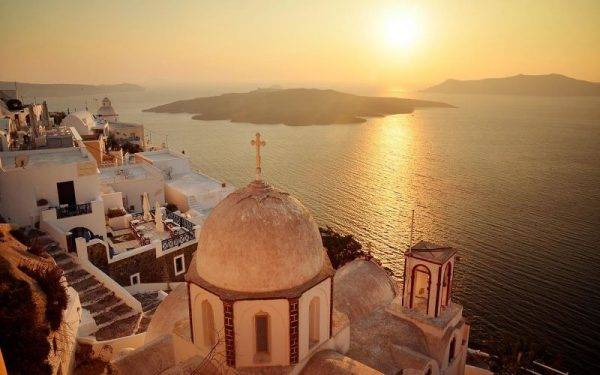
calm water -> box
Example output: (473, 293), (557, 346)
(44, 88), (600, 373)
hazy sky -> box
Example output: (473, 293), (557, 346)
(1, 0), (598, 91)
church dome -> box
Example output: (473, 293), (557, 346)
(189, 179), (324, 293)
(97, 97), (117, 117)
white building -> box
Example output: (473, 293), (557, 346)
(100, 163), (165, 213)
(135, 149), (234, 221)
(0, 117), (17, 151)
(107, 122), (145, 148)
(0, 144), (104, 232)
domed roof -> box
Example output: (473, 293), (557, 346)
(97, 97), (117, 117)
(189, 179), (325, 293)
(60, 111), (100, 135)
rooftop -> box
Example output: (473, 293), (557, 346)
(100, 163), (163, 184)
(166, 171), (229, 196)
(0, 147), (93, 169)
(137, 149), (187, 163)
(108, 121), (142, 128)
(407, 240), (456, 264)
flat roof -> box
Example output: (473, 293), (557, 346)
(109, 121), (143, 128)
(0, 147), (92, 169)
(137, 149), (187, 163)
(166, 171), (227, 196)
(100, 163), (163, 183)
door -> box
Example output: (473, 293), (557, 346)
(57, 181), (76, 206)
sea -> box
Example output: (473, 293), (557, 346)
(40, 86), (600, 374)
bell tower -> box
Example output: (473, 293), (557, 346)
(402, 240), (456, 318)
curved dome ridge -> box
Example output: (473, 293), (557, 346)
(191, 179), (325, 293)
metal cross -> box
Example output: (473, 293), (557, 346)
(250, 132), (266, 180)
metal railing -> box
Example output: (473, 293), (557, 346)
(56, 202), (92, 219)
(165, 209), (196, 233)
(161, 231), (195, 251)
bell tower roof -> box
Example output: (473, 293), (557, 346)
(407, 240), (456, 265)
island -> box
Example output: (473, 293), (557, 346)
(422, 73), (600, 96)
(0, 81), (144, 98)
(143, 88), (454, 126)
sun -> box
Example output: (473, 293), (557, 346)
(384, 14), (421, 49)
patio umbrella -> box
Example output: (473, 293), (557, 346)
(142, 192), (152, 221)
(155, 202), (164, 232)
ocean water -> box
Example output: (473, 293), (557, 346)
(44, 88), (600, 373)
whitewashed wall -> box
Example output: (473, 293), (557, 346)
(298, 278), (331, 361)
(0, 153), (100, 226)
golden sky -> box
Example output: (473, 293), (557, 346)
(1, 0), (598, 91)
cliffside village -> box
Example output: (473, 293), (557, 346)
(0, 89), (492, 375)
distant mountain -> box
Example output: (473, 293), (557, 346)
(422, 74), (600, 96)
(0, 81), (144, 98)
(144, 88), (454, 126)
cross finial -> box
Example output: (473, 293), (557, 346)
(250, 132), (266, 180)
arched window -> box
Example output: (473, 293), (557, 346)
(309, 297), (320, 348)
(255, 312), (270, 356)
(201, 300), (215, 347)
(441, 262), (452, 309)
(410, 264), (431, 315)
(448, 337), (456, 364)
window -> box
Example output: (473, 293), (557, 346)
(174, 254), (185, 275)
(448, 337), (456, 364)
(130, 273), (140, 285)
(255, 313), (270, 357)
(309, 297), (320, 348)
(201, 300), (216, 347)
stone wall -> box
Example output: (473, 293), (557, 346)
(87, 242), (197, 287)
(87, 243), (109, 274)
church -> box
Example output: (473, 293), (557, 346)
(112, 133), (480, 375)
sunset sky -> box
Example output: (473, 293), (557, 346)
(1, 0), (599, 91)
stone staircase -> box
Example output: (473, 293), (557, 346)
(44, 238), (143, 341)
(134, 291), (163, 333)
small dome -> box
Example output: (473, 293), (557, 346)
(97, 97), (117, 117)
(190, 180), (324, 293)
(60, 111), (97, 135)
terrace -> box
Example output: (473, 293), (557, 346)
(106, 208), (197, 256)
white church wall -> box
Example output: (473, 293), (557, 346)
(189, 284), (225, 356)
(234, 299), (290, 368)
(298, 278), (331, 361)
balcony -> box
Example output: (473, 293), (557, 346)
(55, 202), (93, 219)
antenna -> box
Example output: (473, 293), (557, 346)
(409, 209), (415, 251)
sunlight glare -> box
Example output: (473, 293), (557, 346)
(384, 12), (421, 50)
